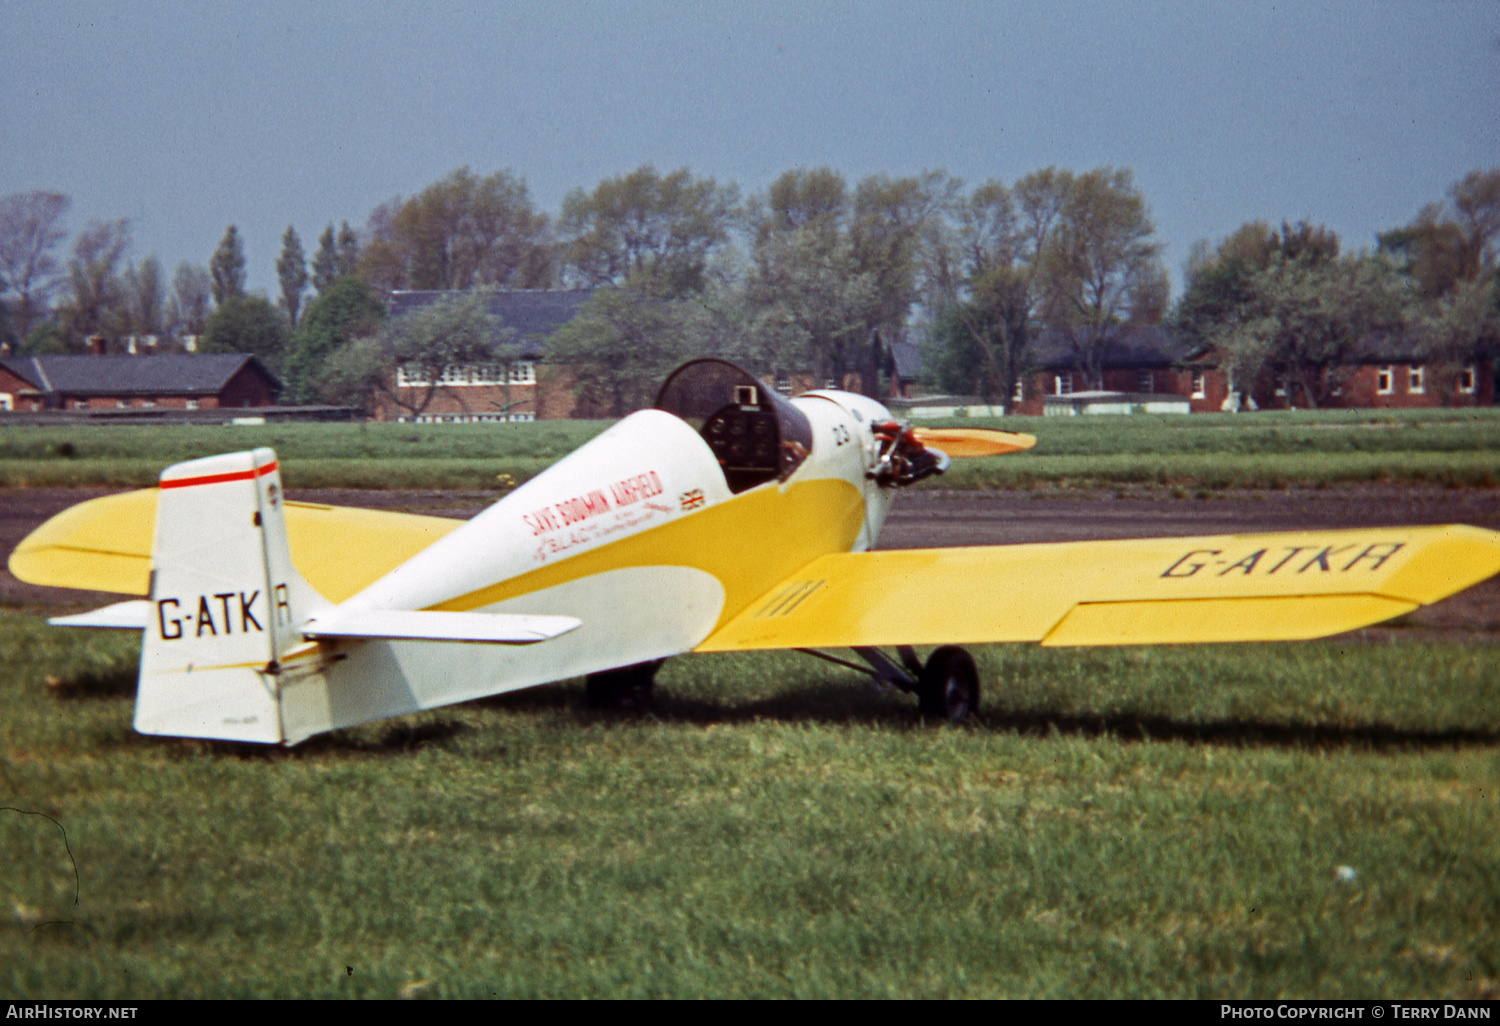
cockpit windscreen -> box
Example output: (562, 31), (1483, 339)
(654, 359), (814, 493)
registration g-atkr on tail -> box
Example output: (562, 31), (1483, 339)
(13, 359), (1500, 743)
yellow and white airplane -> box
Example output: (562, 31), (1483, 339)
(11, 358), (1500, 744)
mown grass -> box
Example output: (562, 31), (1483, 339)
(3, 613), (1496, 998)
(2, 407), (1500, 489)
(0, 421), (612, 490)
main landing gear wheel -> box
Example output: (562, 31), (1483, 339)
(585, 659), (664, 712)
(917, 646), (979, 723)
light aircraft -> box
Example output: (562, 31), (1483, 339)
(11, 358), (1500, 745)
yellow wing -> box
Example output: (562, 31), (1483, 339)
(697, 525), (1500, 650)
(909, 427), (1036, 457)
(9, 489), (462, 603)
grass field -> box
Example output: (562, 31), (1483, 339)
(1, 406), (1499, 489)
(2, 614), (1496, 998)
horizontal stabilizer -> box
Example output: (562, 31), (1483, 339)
(9, 489), (462, 601)
(302, 608), (582, 644)
(698, 524), (1500, 651)
(48, 599), (150, 630)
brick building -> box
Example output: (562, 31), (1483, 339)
(0, 353), (280, 412)
(378, 289), (594, 422)
(1007, 326), (1234, 414)
(931, 325), (1490, 416)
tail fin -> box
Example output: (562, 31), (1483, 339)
(134, 448), (327, 743)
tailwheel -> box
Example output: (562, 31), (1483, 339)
(917, 646), (979, 723)
(585, 659), (664, 712)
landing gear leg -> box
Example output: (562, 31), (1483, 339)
(585, 659), (664, 712)
(916, 646), (979, 723)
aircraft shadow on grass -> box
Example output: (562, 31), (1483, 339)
(67, 673), (1496, 759)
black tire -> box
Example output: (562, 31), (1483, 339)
(916, 646), (979, 723)
(585, 659), (663, 712)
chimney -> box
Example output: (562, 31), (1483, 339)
(89, 335), (107, 356)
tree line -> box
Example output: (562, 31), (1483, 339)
(2, 164), (1496, 414)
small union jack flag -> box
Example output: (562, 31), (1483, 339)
(679, 489), (706, 511)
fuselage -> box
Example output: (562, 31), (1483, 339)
(343, 387), (898, 643)
(279, 383), (907, 738)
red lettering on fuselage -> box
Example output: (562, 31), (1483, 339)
(522, 506), (561, 536)
(609, 471), (664, 508)
(554, 490), (612, 527)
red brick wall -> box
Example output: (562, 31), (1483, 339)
(1328, 363), (1491, 409)
(0, 366), (42, 410)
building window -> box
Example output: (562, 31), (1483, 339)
(1408, 365), (1425, 394)
(1137, 370), (1153, 393)
(1376, 366), (1394, 395)
(185, 400), (199, 410)
(397, 365), (429, 387)
(1013, 378), (1024, 402)
(1192, 372), (1206, 400)
(507, 361), (536, 385)
(1054, 374), (1072, 396)
(1460, 365), (1477, 394)
(0, 393), (12, 411)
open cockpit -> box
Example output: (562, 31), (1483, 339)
(653, 359), (815, 493)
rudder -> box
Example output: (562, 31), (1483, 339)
(134, 448), (327, 743)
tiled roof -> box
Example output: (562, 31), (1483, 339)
(1028, 326), (1197, 369)
(0, 354), (280, 396)
(389, 289), (595, 358)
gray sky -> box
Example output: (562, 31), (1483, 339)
(3, 0), (1497, 300)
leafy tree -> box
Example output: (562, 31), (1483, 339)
(359, 168), (553, 292)
(276, 226), (309, 326)
(20, 320), (68, 356)
(1404, 274), (1500, 401)
(317, 336), (393, 413)
(281, 276), (386, 403)
(209, 225), (247, 305)
(1045, 167), (1166, 386)
(919, 170), (1073, 404)
(1174, 219), (1343, 370)
(1380, 168), (1500, 299)
(200, 295), (290, 371)
(378, 289), (515, 418)
(851, 172), (948, 347)
(122, 256), (165, 339)
(335, 222), (360, 278)
(744, 169), (886, 391)
(1205, 252), (1405, 408)
(312, 224), (339, 294)
(559, 165), (738, 297)
(0, 190), (70, 340)
(58, 219), (130, 349)
(167, 262), (213, 341)
(547, 287), (705, 417)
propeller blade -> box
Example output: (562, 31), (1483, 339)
(909, 427), (1036, 457)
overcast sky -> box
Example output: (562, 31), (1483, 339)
(3, 0), (1497, 300)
